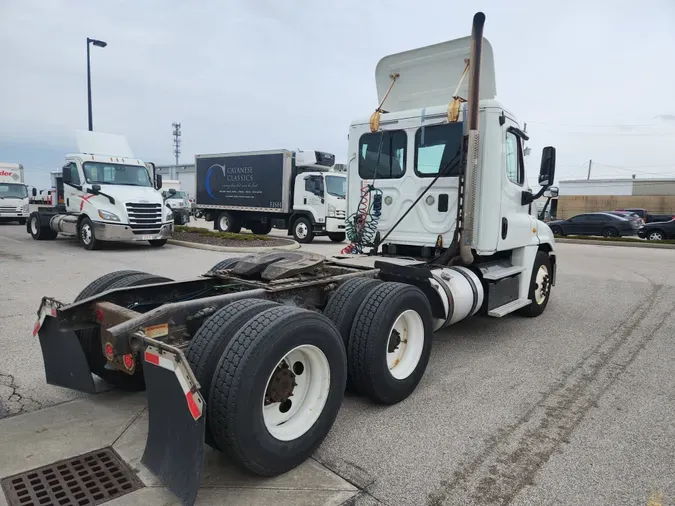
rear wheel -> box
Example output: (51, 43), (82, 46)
(292, 217), (314, 243)
(518, 251), (552, 317)
(185, 298), (280, 448)
(602, 227), (618, 238)
(323, 277), (381, 391)
(328, 233), (346, 242)
(29, 213), (57, 240)
(208, 305), (346, 476)
(216, 211), (241, 233)
(348, 282), (433, 404)
(647, 230), (665, 241)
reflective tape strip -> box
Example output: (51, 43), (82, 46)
(33, 307), (58, 337)
(144, 345), (204, 420)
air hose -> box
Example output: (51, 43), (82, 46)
(342, 184), (382, 254)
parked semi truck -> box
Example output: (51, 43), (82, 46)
(0, 162), (30, 225)
(32, 13), (557, 505)
(27, 131), (174, 250)
(195, 149), (347, 243)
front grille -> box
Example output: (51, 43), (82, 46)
(0, 206), (18, 213)
(1, 447), (143, 506)
(126, 203), (162, 234)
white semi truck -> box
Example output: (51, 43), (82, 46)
(0, 162), (30, 225)
(195, 149), (347, 243)
(31, 13), (557, 505)
(27, 131), (174, 250)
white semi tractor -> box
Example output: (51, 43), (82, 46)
(0, 162), (30, 225)
(195, 149), (347, 243)
(32, 13), (557, 505)
(27, 131), (174, 249)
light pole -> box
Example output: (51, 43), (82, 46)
(86, 37), (107, 131)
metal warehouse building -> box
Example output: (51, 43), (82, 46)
(155, 164), (196, 200)
(556, 178), (675, 219)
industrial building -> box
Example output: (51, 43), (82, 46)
(155, 164), (196, 199)
(556, 178), (675, 219)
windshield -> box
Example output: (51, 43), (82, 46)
(0, 183), (28, 199)
(83, 162), (152, 187)
(168, 191), (188, 199)
(325, 175), (346, 198)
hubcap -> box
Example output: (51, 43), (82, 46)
(30, 217), (38, 234)
(262, 344), (330, 441)
(81, 224), (92, 244)
(649, 232), (663, 241)
(534, 265), (550, 305)
(219, 216), (229, 231)
(386, 309), (425, 380)
(296, 222), (308, 239)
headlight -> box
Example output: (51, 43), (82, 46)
(327, 204), (336, 217)
(166, 208), (173, 220)
(98, 210), (120, 221)
(21, 204), (29, 212)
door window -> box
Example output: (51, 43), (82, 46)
(505, 132), (524, 186)
(66, 163), (80, 185)
(358, 130), (407, 179)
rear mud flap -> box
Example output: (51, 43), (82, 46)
(38, 316), (96, 394)
(141, 347), (205, 506)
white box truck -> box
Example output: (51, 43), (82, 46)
(27, 131), (174, 249)
(0, 162), (30, 225)
(30, 13), (557, 505)
(195, 149), (347, 243)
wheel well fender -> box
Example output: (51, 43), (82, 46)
(538, 243), (556, 286)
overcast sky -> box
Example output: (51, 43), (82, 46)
(2, 0), (674, 189)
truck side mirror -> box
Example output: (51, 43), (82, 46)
(544, 186), (559, 198)
(155, 174), (163, 190)
(62, 166), (71, 184)
(539, 146), (556, 187)
(32, 188), (37, 197)
(91, 184), (101, 193)
(169, 189), (177, 196)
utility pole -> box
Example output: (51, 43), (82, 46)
(172, 122), (181, 180)
(587, 159), (592, 180)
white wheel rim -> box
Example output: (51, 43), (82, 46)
(219, 216), (229, 230)
(386, 309), (425, 380)
(296, 222), (308, 239)
(649, 232), (662, 241)
(262, 344), (330, 441)
(31, 217), (38, 234)
(81, 224), (92, 244)
(535, 265), (549, 304)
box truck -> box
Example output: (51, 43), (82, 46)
(195, 149), (347, 243)
(0, 162), (30, 225)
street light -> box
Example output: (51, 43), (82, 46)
(86, 37), (107, 131)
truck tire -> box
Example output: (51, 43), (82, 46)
(148, 239), (168, 247)
(328, 233), (346, 242)
(292, 217), (314, 243)
(76, 271), (173, 391)
(249, 221), (273, 235)
(208, 305), (346, 476)
(323, 278), (381, 391)
(29, 213), (57, 240)
(79, 217), (101, 250)
(348, 282), (433, 405)
(185, 299), (280, 449)
(518, 251), (552, 317)
(207, 257), (240, 274)
(216, 212), (241, 234)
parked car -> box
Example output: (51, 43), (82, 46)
(637, 219), (675, 241)
(615, 208), (675, 224)
(609, 211), (644, 226)
(548, 212), (638, 238)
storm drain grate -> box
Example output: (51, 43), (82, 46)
(1, 447), (143, 506)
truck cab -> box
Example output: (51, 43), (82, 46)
(160, 179), (191, 225)
(28, 132), (174, 250)
(0, 163), (29, 225)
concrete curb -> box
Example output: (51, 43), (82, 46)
(556, 238), (675, 249)
(167, 238), (300, 253)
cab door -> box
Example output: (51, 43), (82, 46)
(62, 162), (84, 213)
(497, 121), (536, 251)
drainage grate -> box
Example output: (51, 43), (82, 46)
(1, 448), (143, 506)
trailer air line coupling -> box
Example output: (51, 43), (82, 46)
(458, 11), (486, 266)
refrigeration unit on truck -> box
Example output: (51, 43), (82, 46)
(27, 131), (174, 250)
(195, 149), (347, 243)
(0, 162), (30, 225)
(160, 179), (191, 225)
(31, 13), (558, 506)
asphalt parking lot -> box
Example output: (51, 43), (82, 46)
(1, 222), (674, 505)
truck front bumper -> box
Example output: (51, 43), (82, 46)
(92, 221), (174, 241)
(0, 211), (29, 220)
(325, 216), (346, 233)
